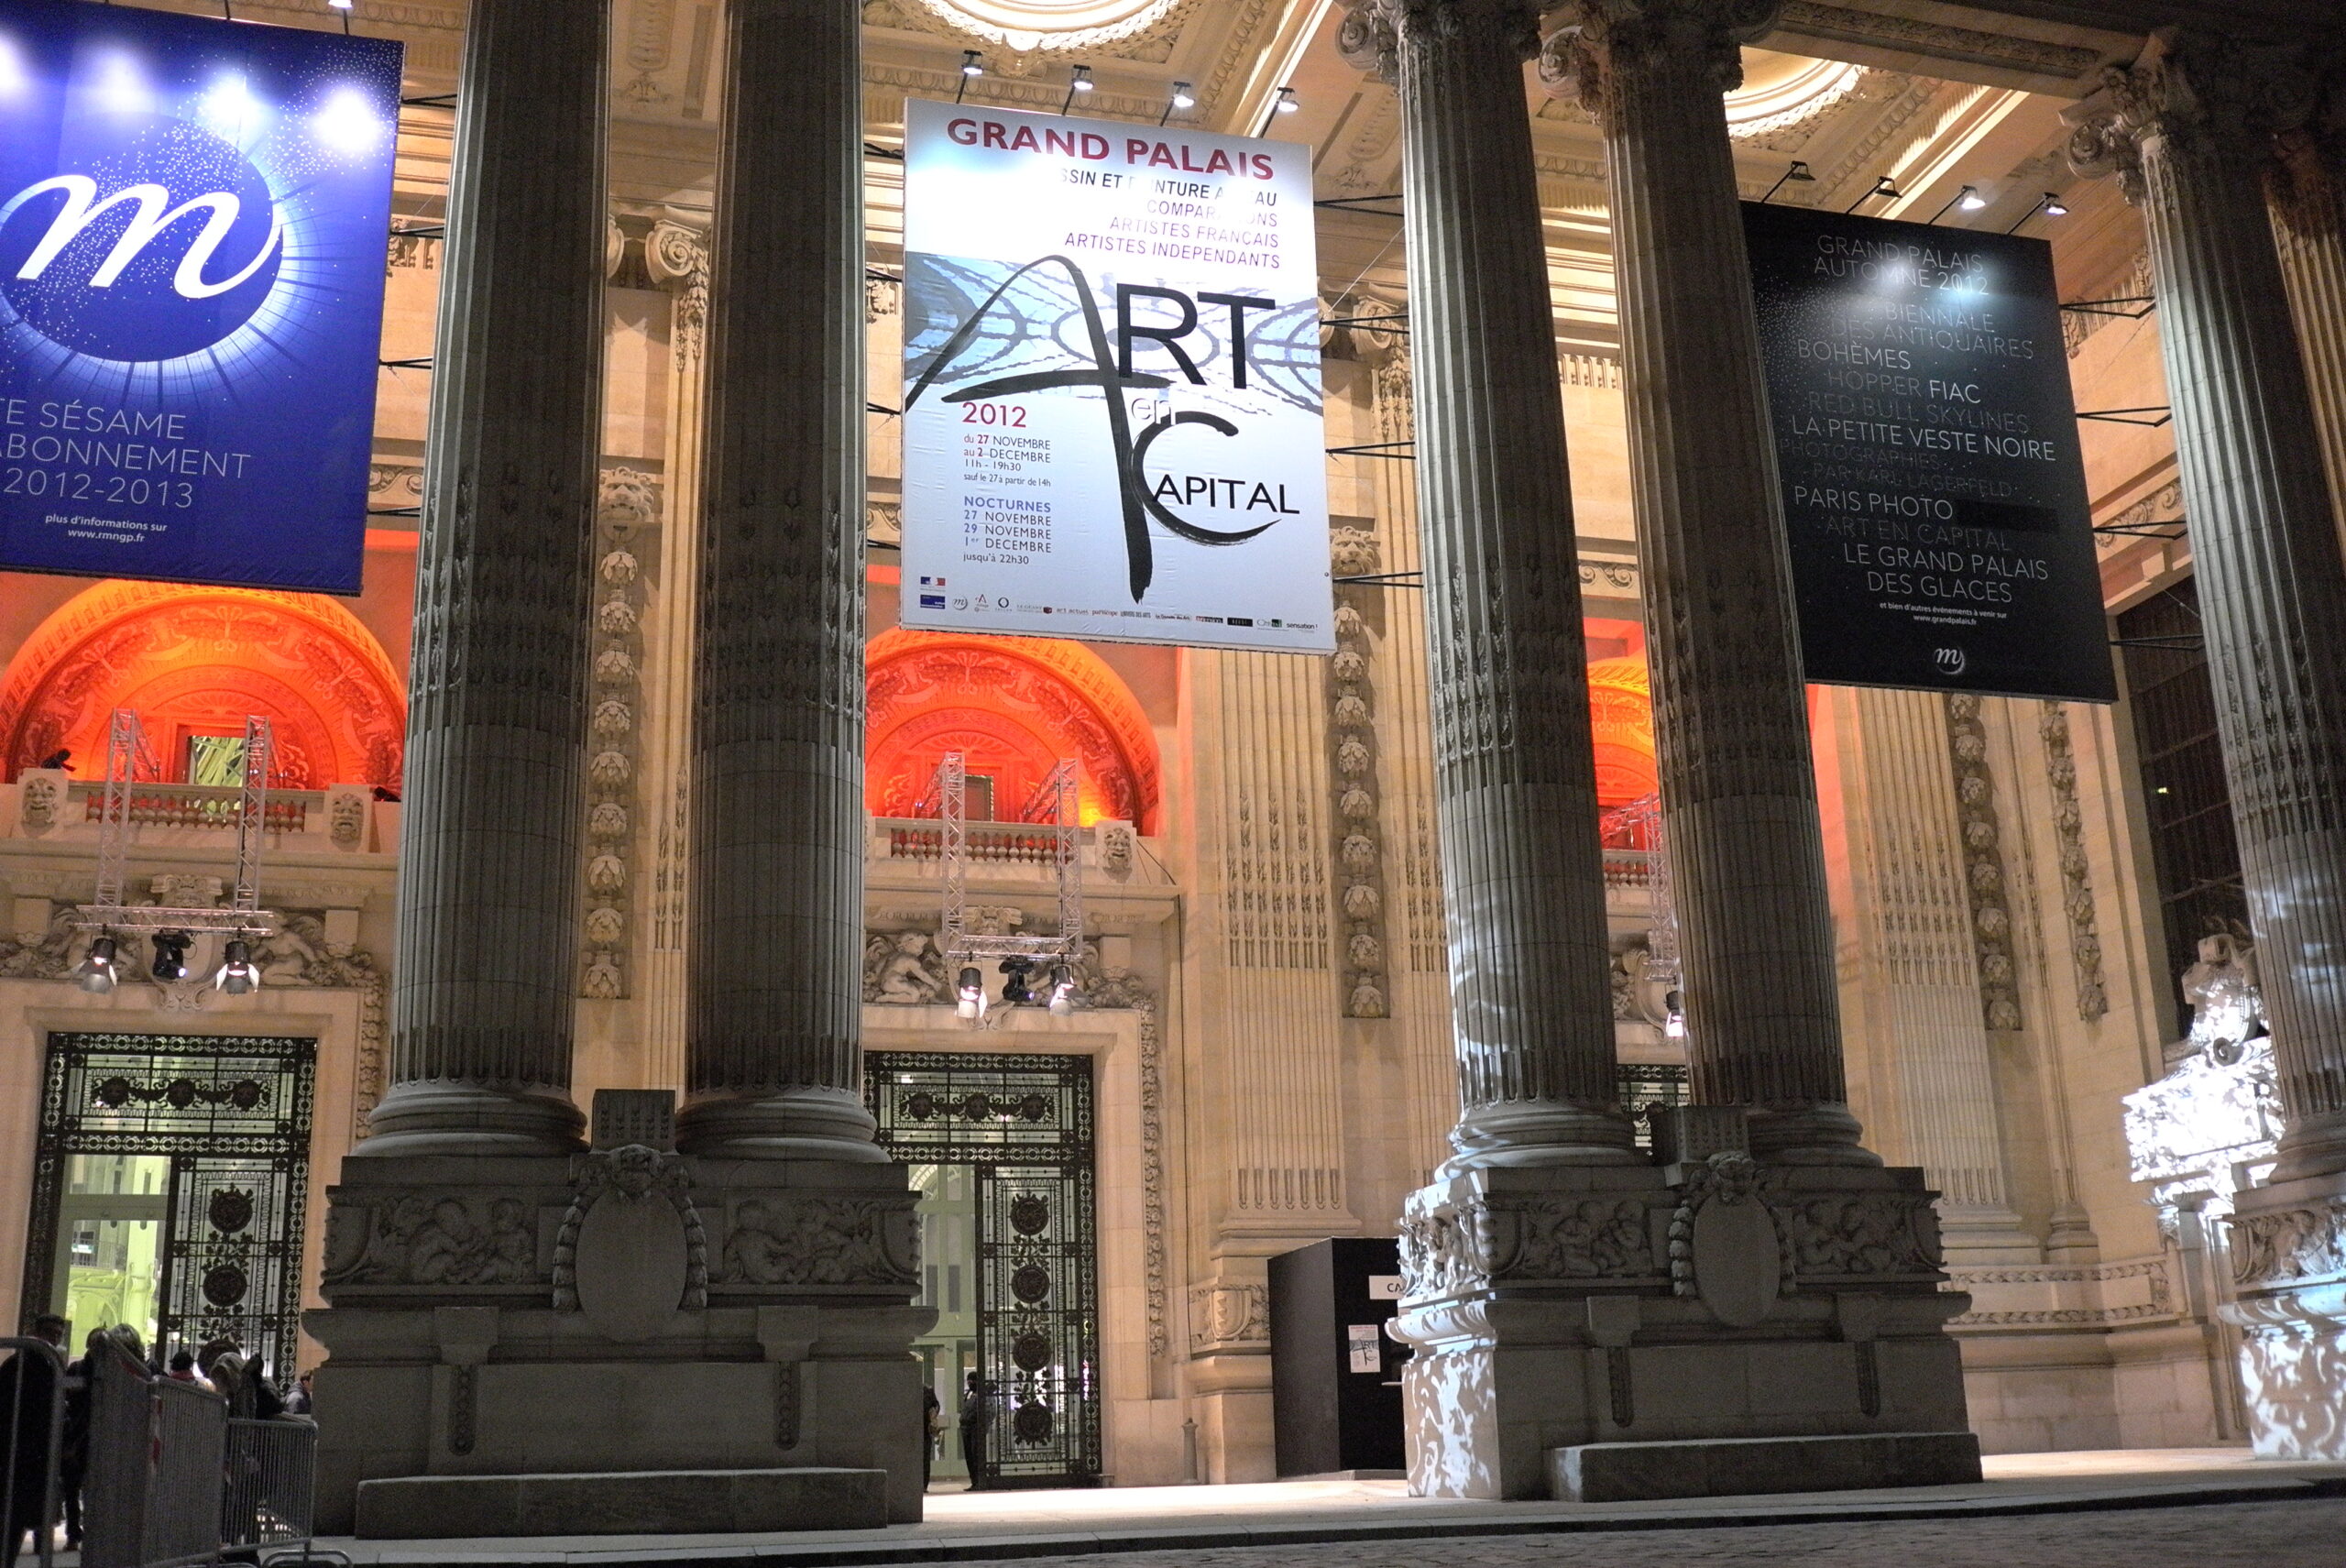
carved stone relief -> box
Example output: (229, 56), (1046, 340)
(579, 467), (662, 999)
(1944, 694), (2022, 1030)
(323, 1194), (543, 1288)
(716, 1195), (919, 1288)
(1187, 1281), (1267, 1354)
(2038, 703), (2109, 1022)
(551, 1144), (707, 1332)
(1325, 550), (1390, 1020)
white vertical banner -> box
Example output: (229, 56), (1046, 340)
(899, 98), (1333, 654)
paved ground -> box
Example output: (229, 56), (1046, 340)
(918, 1497), (2346, 1568)
(322, 1451), (2346, 1566)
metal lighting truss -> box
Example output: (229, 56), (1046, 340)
(925, 751), (1083, 967)
(76, 709), (280, 938)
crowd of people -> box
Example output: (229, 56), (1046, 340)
(1, 1316), (313, 1566)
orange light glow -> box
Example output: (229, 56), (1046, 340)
(0, 580), (406, 787)
(865, 629), (1159, 833)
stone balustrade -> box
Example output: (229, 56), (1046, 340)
(4, 769), (385, 853)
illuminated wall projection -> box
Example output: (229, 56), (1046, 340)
(900, 97), (1333, 654)
(0, 0), (401, 594)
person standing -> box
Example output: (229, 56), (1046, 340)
(1, 1317), (64, 1568)
(958, 1373), (991, 1492)
(921, 1384), (941, 1490)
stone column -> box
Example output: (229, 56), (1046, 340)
(2070, 33), (2346, 1187)
(358, 0), (610, 1156)
(2074, 31), (2346, 1461)
(1542, 0), (1870, 1166)
(1337, 0), (1637, 1171)
(2267, 58), (2346, 547)
(678, 0), (882, 1160)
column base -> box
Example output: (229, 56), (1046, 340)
(310, 1151), (929, 1530)
(1395, 1160), (1971, 1499)
(2220, 1168), (2346, 1459)
(1748, 1102), (1882, 1168)
(678, 1085), (890, 1161)
(351, 1080), (586, 1158)
(1436, 1097), (1644, 1179)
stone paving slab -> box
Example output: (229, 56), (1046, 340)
(307, 1450), (2346, 1568)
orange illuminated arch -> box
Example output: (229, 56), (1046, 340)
(865, 629), (1158, 832)
(0, 580), (405, 788)
(1586, 652), (1657, 808)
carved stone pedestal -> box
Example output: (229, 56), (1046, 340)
(1393, 1150), (1975, 1499)
(305, 1143), (928, 1532)
(2222, 1173), (2346, 1459)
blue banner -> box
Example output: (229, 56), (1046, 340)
(0, 0), (400, 594)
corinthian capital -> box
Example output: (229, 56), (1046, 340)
(1338, 0), (1546, 86)
(645, 219), (709, 365)
(1538, 0), (1781, 111)
(2068, 29), (2314, 203)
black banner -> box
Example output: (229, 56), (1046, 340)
(1743, 203), (2115, 702)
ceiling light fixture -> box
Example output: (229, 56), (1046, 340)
(1758, 159), (1814, 203)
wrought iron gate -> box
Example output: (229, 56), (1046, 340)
(868, 1050), (1100, 1487)
(21, 1033), (315, 1376)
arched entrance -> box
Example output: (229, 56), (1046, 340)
(0, 581), (405, 788)
(865, 629), (1158, 831)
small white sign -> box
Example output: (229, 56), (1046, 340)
(1347, 1322), (1381, 1374)
(1367, 1275), (1403, 1299)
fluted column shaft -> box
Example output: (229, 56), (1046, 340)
(1546, 0), (1870, 1164)
(1338, 0), (1636, 1171)
(2077, 34), (2346, 1181)
(679, 0), (880, 1158)
(2269, 76), (2346, 549)
(363, 0), (610, 1156)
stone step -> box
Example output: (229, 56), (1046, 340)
(353, 1466), (890, 1538)
(1548, 1431), (1984, 1503)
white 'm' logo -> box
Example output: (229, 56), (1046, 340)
(0, 174), (282, 300)
(1934, 646), (1967, 675)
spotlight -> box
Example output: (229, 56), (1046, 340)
(2006, 192), (2067, 233)
(999, 956), (1036, 1007)
(1929, 183), (1986, 223)
(1758, 160), (1814, 203)
(956, 49), (983, 104)
(956, 966), (986, 1021)
(1663, 989), (1686, 1040)
(1059, 64), (1092, 115)
(151, 930), (192, 983)
(1160, 80), (1193, 126)
(1845, 174), (1901, 214)
(214, 938), (259, 995)
(327, 0), (352, 8)
(1047, 965), (1076, 1016)
(1258, 85), (1298, 136)
(75, 936), (117, 995)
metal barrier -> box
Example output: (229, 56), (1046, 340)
(221, 1419), (314, 1554)
(0, 1337), (65, 1568)
(83, 1342), (224, 1568)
